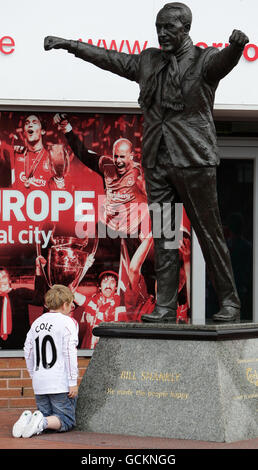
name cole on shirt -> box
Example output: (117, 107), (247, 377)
(35, 322), (53, 333)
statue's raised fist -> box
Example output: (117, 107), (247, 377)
(44, 36), (68, 51)
(229, 30), (249, 47)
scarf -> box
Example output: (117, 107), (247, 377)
(138, 36), (193, 112)
(0, 293), (12, 340)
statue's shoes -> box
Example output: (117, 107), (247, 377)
(212, 306), (240, 322)
(141, 307), (177, 323)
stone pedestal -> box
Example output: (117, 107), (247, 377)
(76, 323), (258, 442)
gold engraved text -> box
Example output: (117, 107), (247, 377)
(237, 358), (258, 363)
(141, 371), (181, 382)
(246, 368), (258, 386)
(120, 371), (137, 380)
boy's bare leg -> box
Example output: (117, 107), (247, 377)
(45, 415), (61, 431)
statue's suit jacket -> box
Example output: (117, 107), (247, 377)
(69, 40), (242, 168)
(66, 39), (242, 311)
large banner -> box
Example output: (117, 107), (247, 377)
(0, 111), (191, 350)
(1, 0), (257, 106)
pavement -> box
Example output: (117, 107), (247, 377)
(0, 409), (257, 455)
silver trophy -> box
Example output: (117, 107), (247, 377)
(48, 143), (70, 189)
(36, 229), (98, 291)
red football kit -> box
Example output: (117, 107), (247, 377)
(98, 155), (150, 237)
(11, 146), (51, 191)
(65, 131), (151, 239)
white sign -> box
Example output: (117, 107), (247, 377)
(0, 0), (257, 108)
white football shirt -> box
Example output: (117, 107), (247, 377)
(24, 311), (78, 395)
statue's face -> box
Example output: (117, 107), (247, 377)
(156, 9), (188, 53)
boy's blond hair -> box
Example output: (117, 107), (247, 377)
(44, 284), (74, 311)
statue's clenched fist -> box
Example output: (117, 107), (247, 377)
(229, 30), (249, 47)
(44, 36), (70, 51)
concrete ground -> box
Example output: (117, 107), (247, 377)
(1, 409), (257, 451)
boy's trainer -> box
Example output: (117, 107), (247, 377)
(12, 410), (32, 438)
(22, 410), (45, 438)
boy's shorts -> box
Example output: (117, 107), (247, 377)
(35, 393), (77, 432)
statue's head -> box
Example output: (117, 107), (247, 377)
(156, 2), (192, 53)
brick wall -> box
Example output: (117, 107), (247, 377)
(0, 357), (90, 409)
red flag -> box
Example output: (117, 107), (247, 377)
(117, 239), (131, 298)
(181, 206), (191, 235)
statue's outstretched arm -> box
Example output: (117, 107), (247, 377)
(204, 29), (249, 83)
(44, 36), (140, 82)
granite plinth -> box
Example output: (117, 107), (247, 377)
(76, 322), (258, 442)
(94, 321), (258, 340)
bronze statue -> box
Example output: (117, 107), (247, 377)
(44, 2), (249, 323)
